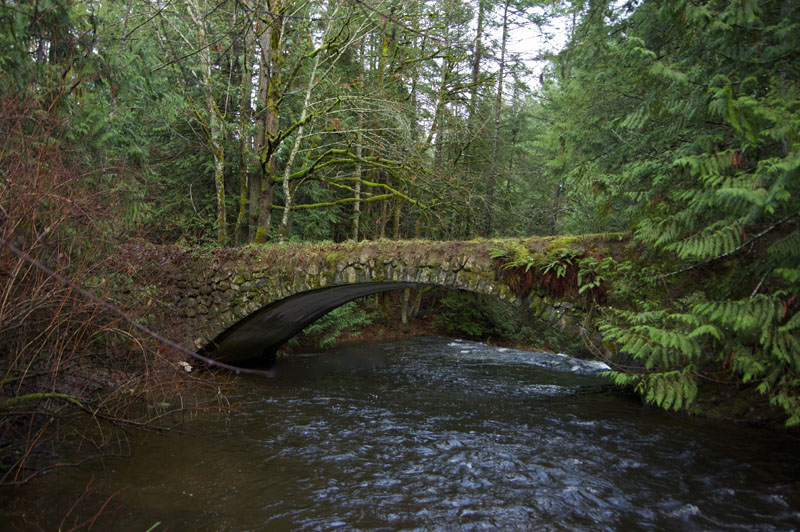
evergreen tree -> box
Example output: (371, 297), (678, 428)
(543, 0), (800, 423)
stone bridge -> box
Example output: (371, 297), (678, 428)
(124, 235), (627, 366)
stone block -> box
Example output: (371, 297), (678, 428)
(345, 266), (357, 283)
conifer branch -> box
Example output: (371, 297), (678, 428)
(661, 216), (795, 279)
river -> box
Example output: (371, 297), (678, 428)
(3, 337), (799, 530)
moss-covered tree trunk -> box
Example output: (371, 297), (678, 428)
(187, 0), (227, 246)
(234, 21), (254, 245)
(254, 0), (284, 244)
(487, 0), (510, 238)
(352, 126), (363, 241)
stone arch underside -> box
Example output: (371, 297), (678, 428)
(203, 282), (418, 365)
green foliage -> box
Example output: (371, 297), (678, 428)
(435, 292), (505, 338)
(295, 302), (376, 349)
(3, 0), (798, 427)
(490, 240), (613, 302)
(433, 292), (523, 341)
(432, 290), (589, 354)
(543, 0), (800, 424)
(608, 370), (699, 412)
(600, 290), (799, 420)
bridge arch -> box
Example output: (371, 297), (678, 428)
(132, 237), (619, 366)
(203, 282), (416, 365)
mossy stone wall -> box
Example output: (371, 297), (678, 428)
(124, 236), (623, 352)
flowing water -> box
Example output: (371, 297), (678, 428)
(4, 337), (800, 531)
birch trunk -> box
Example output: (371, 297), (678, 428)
(278, 34), (327, 242)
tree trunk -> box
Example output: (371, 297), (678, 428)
(234, 22), (254, 244)
(248, 172), (262, 242)
(212, 137), (226, 246)
(401, 288), (410, 325)
(469, 0), (485, 120)
(254, 2), (284, 244)
(249, 22), (268, 242)
(434, 108), (446, 175)
(487, 0), (510, 237)
(426, 21), (452, 178)
(375, 10), (392, 241)
(465, 0), (485, 240)
(392, 196), (402, 239)
(412, 287), (425, 318)
(187, 0), (227, 246)
(352, 126), (363, 241)
(254, 160), (274, 244)
(551, 182), (561, 234)
(278, 1), (338, 242)
(379, 194), (388, 239)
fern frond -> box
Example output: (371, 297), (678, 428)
(768, 232), (800, 260)
(671, 222), (743, 260)
(695, 295), (780, 334)
(638, 372), (698, 411)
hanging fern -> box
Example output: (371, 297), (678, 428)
(490, 243), (610, 302)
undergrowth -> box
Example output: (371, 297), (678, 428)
(0, 96), (223, 487)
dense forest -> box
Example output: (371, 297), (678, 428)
(1, 0), (799, 484)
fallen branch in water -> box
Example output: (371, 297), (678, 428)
(0, 392), (86, 412)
